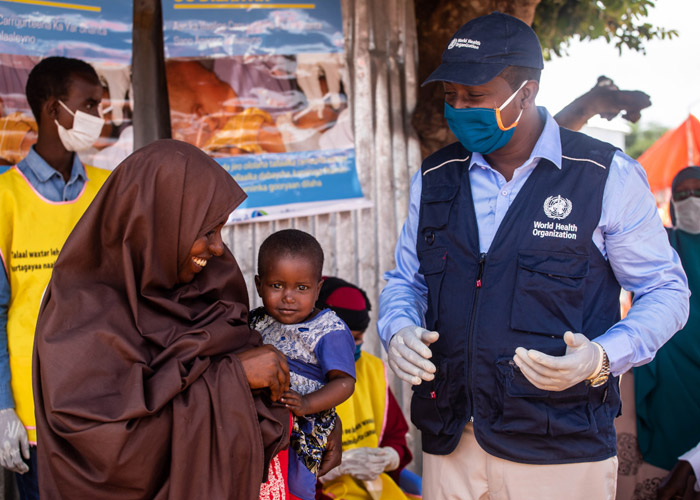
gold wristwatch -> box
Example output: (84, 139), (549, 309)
(587, 342), (610, 388)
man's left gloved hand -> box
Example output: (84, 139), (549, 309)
(513, 331), (603, 391)
(318, 446), (400, 483)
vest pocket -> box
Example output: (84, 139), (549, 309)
(511, 250), (588, 336)
(410, 359), (453, 436)
(419, 184), (459, 230)
(492, 358), (596, 437)
(418, 246), (448, 330)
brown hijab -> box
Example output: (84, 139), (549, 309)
(33, 139), (288, 500)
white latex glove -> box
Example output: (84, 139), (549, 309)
(320, 447), (400, 483)
(0, 408), (29, 473)
(513, 331), (603, 392)
(388, 325), (439, 385)
(317, 462), (343, 484)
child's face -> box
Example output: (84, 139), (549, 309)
(255, 254), (323, 324)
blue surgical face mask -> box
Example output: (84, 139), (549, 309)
(354, 343), (363, 361)
(444, 80), (527, 154)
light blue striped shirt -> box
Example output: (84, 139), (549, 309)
(378, 108), (689, 376)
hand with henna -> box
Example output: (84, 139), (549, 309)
(657, 460), (700, 500)
(235, 344), (290, 401)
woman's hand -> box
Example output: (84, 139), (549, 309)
(235, 345), (290, 401)
(318, 418), (343, 477)
(657, 460), (700, 500)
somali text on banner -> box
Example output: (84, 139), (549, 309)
(217, 148), (361, 209)
(0, 0), (132, 63)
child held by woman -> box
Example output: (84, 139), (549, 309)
(251, 229), (356, 500)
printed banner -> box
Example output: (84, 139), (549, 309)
(163, 0), (366, 222)
(163, 0), (344, 58)
(0, 1), (132, 169)
(0, 0), (132, 63)
(0, 0), (366, 221)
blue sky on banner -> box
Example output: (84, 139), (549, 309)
(0, 0), (132, 63)
(162, 1), (344, 58)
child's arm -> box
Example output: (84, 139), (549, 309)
(281, 370), (355, 416)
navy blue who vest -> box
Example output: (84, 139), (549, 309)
(413, 128), (622, 464)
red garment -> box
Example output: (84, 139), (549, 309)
(261, 413), (293, 500)
(383, 388), (413, 482)
(315, 384), (412, 500)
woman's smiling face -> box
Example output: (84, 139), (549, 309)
(177, 223), (225, 283)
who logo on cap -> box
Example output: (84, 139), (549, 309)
(423, 11), (544, 87)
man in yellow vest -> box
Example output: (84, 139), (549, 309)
(315, 277), (419, 500)
(0, 56), (110, 499)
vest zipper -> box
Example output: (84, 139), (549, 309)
(467, 252), (487, 421)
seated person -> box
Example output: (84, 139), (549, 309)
(315, 277), (419, 500)
(616, 167), (700, 500)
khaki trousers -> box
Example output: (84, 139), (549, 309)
(423, 423), (618, 500)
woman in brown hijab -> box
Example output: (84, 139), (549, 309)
(32, 140), (291, 499)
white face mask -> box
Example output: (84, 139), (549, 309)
(54, 100), (105, 152)
(673, 196), (700, 234)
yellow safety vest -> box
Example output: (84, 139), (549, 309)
(0, 164), (109, 443)
(337, 352), (388, 450)
(322, 353), (412, 500)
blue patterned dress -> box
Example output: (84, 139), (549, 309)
(250, 307), (356, 500)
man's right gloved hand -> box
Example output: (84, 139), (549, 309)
(0, 408), (29, 474)
(388, 325), (439, 385)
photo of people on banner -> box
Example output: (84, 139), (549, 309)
(162, 0), (365, 221)
(164, 53), (365, 221)
(0, 53), (351, 165)
(168, 54), (351, 156)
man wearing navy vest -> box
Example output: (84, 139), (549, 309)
(378, 12), (689, 500)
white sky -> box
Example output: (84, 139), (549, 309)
(537, 0), (700, 130)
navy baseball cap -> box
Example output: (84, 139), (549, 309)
(423, 12), (544, 87)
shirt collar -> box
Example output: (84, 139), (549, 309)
(469, 107), (562, 171)
(23, 146), (87, 183)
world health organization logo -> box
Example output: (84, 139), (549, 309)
(543, 195), (572, 220)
